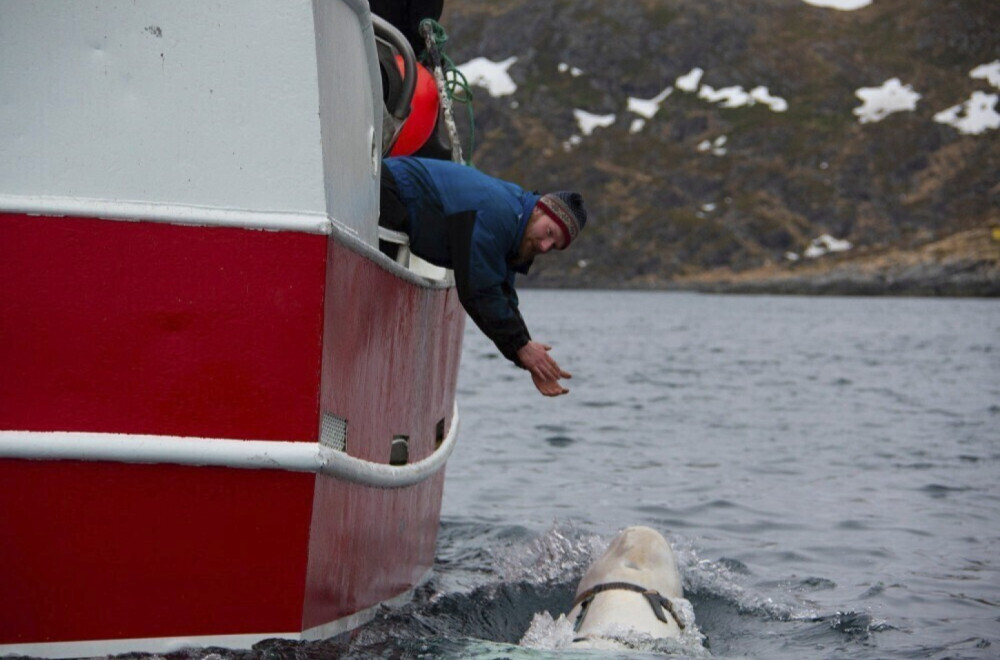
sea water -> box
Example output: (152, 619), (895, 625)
(332, 290), (998, 659)
(121, 291), (1000, 658)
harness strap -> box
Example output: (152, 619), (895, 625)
(571, 581), (685, 632)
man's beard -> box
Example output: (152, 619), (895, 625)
(509, 233), (536, 268)
(509, 214), (540, 267)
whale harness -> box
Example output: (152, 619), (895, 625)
(571, 581), (686, 633)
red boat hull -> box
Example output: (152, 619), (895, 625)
(0, 213), (464, 650)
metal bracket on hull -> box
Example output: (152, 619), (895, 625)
(0, 405), (458, 489)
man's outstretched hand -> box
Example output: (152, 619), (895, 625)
(530, 370), (569, 397)
(517, 341), (571, 397)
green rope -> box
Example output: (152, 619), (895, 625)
(419, 18), (476, 164)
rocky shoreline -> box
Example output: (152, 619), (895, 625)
(673, 228), (1000, 296)
(672, 263), (1000, 297)
(526, 228), (1000, 297)
(442, 1), (997, 295)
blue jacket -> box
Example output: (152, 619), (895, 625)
(382, 157), (541, 364)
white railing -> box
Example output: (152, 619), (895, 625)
(0, 403), (458, 489)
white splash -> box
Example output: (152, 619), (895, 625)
(676, 68), (704, 92)
(457, 56), (518, 97)
(493, 523), (606, 584)
(574, 109), (616, 136)
(801, 0), (872, 9)
(853, 78), (921, 123)
(934, 91), (1000, 135)
(520, 611), (576, 649)
(805, 234), (853, 258)
(520, 606), (708, 656)
(970, 60), (1000, 89)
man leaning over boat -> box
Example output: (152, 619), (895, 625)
(379, 156), (588, 397)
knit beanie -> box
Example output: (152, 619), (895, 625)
(537, 191), (588, 247)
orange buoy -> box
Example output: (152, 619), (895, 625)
(390, 55), (440, 156)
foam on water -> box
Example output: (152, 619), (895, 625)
(492, 522), (607, 584)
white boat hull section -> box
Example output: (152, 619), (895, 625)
(0, 0), (381, 245)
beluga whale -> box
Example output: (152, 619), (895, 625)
(569, 525), (690, 647)
(522, 525), (703, 653)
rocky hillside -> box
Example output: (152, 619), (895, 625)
(435, 0), (999, 294)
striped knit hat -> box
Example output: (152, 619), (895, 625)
(538, 191), (588, 247)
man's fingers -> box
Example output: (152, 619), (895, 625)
(518, 342), (562, 375)
(545, 382), (567, 396)
(522, 342), (570, 395)
(540, 353), (562, 377)
(534, 363), (561, 382)
(531, 372), (569, 397)
(541, 382), (568, 397)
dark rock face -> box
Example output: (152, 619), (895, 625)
(436, 0), (999, 294)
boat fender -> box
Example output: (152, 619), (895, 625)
(389, 54), (440, 156)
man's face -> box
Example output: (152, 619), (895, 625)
(514, 206), (567, 265)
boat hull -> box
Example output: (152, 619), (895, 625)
(0, 213), (464, 654)
(0, 1), (466, 652)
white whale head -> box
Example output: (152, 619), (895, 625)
(568, 526), (686, 642)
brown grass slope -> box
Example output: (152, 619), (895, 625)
(439, 0), (999, 295)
